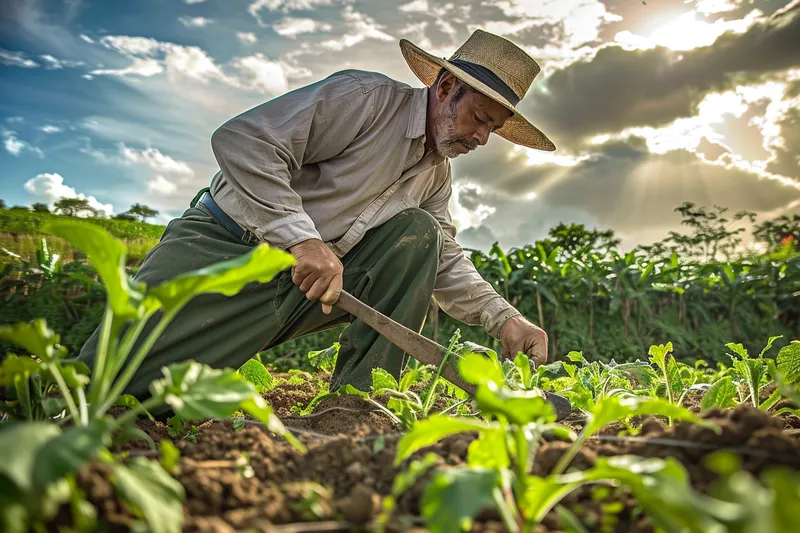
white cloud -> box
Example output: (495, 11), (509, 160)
(38, 54), (85, 69)
(147, 175), (178, 194)
(273, 17), (332, 38)
(40, 125), (63, 134)
(119, 143), (195, 179)
(237, 31), (258, 45)
(99, 35), (162, 57)
(185, 0), (209, 3)
(0, 48), (40, 68)
(91, 57), (164, 78)
(614, 8), (762, 51)
(399, 0), (428, 13)
(319, 6), (393, 51)
(23, 173), (114, 216)
(695, 0), (739, 16)
(231, 53), (289, 94)
(6, 117), (24, 124)
(483, 0), (621, 51)
(79, 33), (95, 44)
(249, 0), (338, 24)
(179, 16), (214, 28)
(2, 130), (43, 157)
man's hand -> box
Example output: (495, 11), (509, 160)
(498, 315), (548, 367)
(288, 238), (343, 314)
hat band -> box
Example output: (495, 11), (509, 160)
(449, 58), (520, 106)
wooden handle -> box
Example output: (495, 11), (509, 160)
(334, 290), (477, 395)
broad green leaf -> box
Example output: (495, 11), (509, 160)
(457, 352), (504, 387)
(0, 422), (60, 493)
(567, 351), (587, 364)
(564, 455), (718, 532)
(523, 475), (584, 523)
(474, 381), (556, 425)
(114, 394), (155, 421)
(420, 467), (498, 533)
(0, 320), (67, 363)
(32, 419), (114, 492)
(648, 342), (673, 369)
(514, 352), (534, 387)
(112, 457), (185, 533)
(307, 342), (339, 374)
(237, 359), (274, 393)
(726, 343), (750, 360)
(0, 355), (40, 386)
(151, 361), (304, 451)
(777, 342), (800, 385)
(700, 377), (737, 410)
(399, 366), (430, 392)
(148, 244), (294, 311)
(586, 395), (717, 437)
(395, 415), (491, 465)
(466, 427), (509, 469)
(732, 359), (767, 404)
(758, 336), (783, 358)
(43, 220), (145, 319)
(371, 367), (399, 392)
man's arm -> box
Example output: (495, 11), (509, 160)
(421, 162), (548, 363)
(210, 73), (378, 312)
(210, 73), (377, 251)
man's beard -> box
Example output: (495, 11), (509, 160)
(432, 98), (477, 159)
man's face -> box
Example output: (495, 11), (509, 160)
(431, 79), (513, 159)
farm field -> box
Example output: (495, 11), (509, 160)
(1, 215), (799, 533)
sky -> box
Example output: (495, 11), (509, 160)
(1, 0), (798, 252)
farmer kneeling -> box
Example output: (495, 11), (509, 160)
(77, 30), (554, 402)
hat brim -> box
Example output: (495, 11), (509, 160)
(399, 38), (556, 152)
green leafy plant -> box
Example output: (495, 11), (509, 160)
(237, 358), (275, 393)
(0, 219), (304, 533)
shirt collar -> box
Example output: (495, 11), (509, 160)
(406, 87), (428, 139)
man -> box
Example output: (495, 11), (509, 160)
(78, 29), (556, 399)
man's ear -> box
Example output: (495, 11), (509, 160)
(435, 71), (457, 103)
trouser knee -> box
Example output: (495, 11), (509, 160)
(386, 207), (444, 262)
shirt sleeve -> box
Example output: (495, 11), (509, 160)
(210, 73), (378, 250)
(420, 162), (521, 339)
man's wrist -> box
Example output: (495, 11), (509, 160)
(481, 298), (521, 339)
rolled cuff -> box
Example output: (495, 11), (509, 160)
(253, 212), (322, 250)
(480, 297), (522, 340)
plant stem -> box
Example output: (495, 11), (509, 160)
(493, 487), (521, 533)
(88, 304), (113, 406)
(97, 307), (179, 416)
(76, 386), (88, 426)
(422, 331), (460, 416)
(48, 360), (81, 425)
(514, 427), (529, 495)
(113, 396), (161, 429)
(551, 430), (589, 476)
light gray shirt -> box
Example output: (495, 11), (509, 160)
(209, 69), (520, 338)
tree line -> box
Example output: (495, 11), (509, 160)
(0, 198), (159, 223)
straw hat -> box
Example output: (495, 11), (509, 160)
(399, 29), (555, 151)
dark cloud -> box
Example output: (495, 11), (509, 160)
(522, 2), (800, 151)
(448, 133), (800, 250)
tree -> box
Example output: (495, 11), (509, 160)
(646, 202), (756, 262)
(113, 213), (138, 221)
(0, 199), (5, 209)
(123, 203), (159, 222)
(54, 197), (99, 217)
(753, 214), (800, 251)
(31, 202), (50, 213)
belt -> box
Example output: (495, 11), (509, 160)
(197, 191), (250, 242)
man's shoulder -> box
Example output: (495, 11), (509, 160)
(325, 69), (415, 94)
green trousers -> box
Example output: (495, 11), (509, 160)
(77, 203), (444, 404)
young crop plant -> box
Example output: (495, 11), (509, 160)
(392, 350), (719, 533)
(0, 219), (304, 533)
(701, 336), (798, 412)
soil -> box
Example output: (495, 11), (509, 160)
(67, 376), (800, 533)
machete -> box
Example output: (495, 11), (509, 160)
(334, 290), (571, 421)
